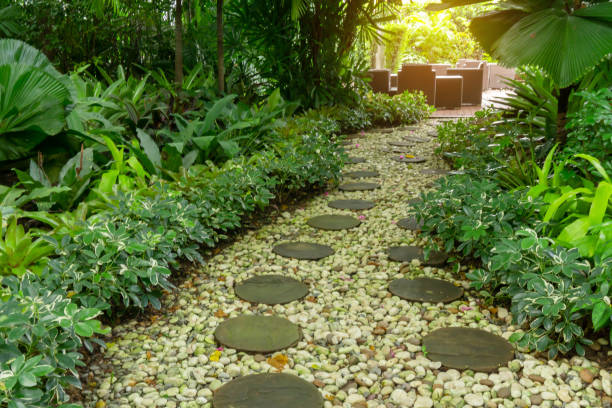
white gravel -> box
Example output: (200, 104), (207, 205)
(82, 121), (610, 408)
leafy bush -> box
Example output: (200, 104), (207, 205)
(563, 88), (612, 175)
(43, 186), (207, 312)
(468, 229), (611, 359)
(0, 275), (108, 407)
(411, 174), (542, 261)
(527, 152), (612, 261)
(363, 91), (432, 127)
(435, 109), (508, 169)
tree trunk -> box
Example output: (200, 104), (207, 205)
(217, 0), (225, 93)
(175, 0), (184, 89)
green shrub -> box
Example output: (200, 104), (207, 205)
(363, 91), (432, 127)
(0, 275), (108, 407)
(563, 88), (612, 176)
(468, 229), (611, 358)
(411, 174), (542, 261)
(43, 187), (206, 312)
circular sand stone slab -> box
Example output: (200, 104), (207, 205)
(388, 246), (422, 262)
(389, 277), (463, 303)
(422, 327), (514, 372)
(428, 131), (438, 137)
(307, 215), (361, 231)
(346, 157), (366, 164)
(388, 246), (448, 266)
(387, 141), (413, 147)
(339, 182), (380, 192)
(328, 199), (375, 210)
(344, 170), (380, 179)
(213, 373), (323, 408)
(391, 156), (427, 164)
(403, 136), (430, 143)
(422, 250), (449, 267)
(215, 315), (300, 353)
(397, 217), (424, 231)
(235, 275), (309, 305)
(273, 242), (334, 260)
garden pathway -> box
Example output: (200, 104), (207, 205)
(84, 121), (609, 408)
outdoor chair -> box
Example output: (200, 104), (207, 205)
(367, 69), (391, 94)
(435, 75), (463, 109)
(398, 64), (436, 105)
(488, 63), (517, 89)
(430, 63), (452, 76)
(446, 63), (484, 105)
(456, 59), (489, 90)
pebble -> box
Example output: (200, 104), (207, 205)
(78, 123), (612, 408)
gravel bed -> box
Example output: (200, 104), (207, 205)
(83, 121), (610, 408)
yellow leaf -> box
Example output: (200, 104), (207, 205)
(66, 291), (76, 298)
(267, 354), (289, 370)
(210, 350), (222, 362)
(95, 401), (106, 408)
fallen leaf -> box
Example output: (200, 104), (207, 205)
(146, 351), (152, 360)
(214, 309), (228, 318)
(305, 296), (317, 303)
(66, 291), (76, 298)
(210, 350), (222, 362)
(217, 276), (226, 282)
(267, 354), (289, 370)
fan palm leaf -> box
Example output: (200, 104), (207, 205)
(426, 1), (612, 87)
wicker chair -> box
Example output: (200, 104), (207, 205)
(446, 63), (484, 106)
(397, 64), (436, 105)
(367, 69), (391, 94)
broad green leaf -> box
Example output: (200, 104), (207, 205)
(136, 129), (161, 168)
(588, 182), (612, 225)
(492, 8), (612, 87)
(592, 301), (611, 331)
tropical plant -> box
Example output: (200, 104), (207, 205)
(427, 0), (612, 88)
(0, 274), (109, 407)
(0, 213), (54, 276)
(529, 153), (612, 260)
(0, 39), (72, 161)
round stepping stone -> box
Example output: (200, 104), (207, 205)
(235, 275), (309, 305)
(399, 125), (418, 131)
(388, 246), (422, 262)
(328, 199), (375, 210)
(422, 327), (514, 372)
(213, 373), (323, 408)
(307, 214), (361, 231)
(428, 131), (438, 137)
(273, 242), (334, 260)
(344, 170), (379, 179)
(391, 156), (427, 164)
(346, 157), (366, 164)
(403, 136), (430, 143)
(214, 315), (300, 353)
(397, 217), (424, 231)
(422, 250), (449, 267)
(339, 182), (380, 191)
(389, 277), (463, 303)
(379, 128), (394, 134)
(388, 246), (448, 266)
(387, 141), (412, 147)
